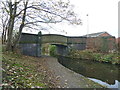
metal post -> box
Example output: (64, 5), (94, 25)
(86, 14), (89, 37)
(86, 14), (89, 49)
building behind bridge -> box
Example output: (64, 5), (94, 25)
(116, 37), (120, 52)
(83, 31), (116, 52)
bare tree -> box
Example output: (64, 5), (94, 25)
(1, 7), (8, 44)
(0, 0), (82, 51)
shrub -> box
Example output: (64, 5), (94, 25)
(68, 50), (120, 64)
(80, 50), (94, 60)
(92, 53), (102, 61)
(101, 54), (113, 62)
(69, 50), (94, 60)
(49, 45), (56, 56)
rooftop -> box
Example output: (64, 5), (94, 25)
(83, 31), (113, 37)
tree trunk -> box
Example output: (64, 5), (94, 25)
(6, 2), (17, 51)
(2, 29), (6, 44)
(13, 1), (28, 51)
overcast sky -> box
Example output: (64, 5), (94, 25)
(40, 0), (119, 37)
(0, 0), (119, 37)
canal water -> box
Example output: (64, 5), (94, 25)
(58, 56), (120, 88)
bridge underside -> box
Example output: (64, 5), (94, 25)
(41, 43), (68, 56)
(53, 44), (68, 56)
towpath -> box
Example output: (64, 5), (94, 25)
(39, 56), (104, 88)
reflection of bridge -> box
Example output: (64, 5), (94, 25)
(19, 33), (86, 56)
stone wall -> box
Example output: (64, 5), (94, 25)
(19, 44), (38, 56)
(19, 33), (41, 57)
(67, 37), (86, 50)
(56, 45), (68, 56)
(20, 33), (38, 44)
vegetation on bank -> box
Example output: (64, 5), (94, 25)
(68, 50), (120, 65)
(49, 45), (56, 57)
(2, 52), (52, 88)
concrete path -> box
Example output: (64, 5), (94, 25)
(41, 56), (104, 88)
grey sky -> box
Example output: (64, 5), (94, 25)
(1, 0), (117, 37)
(40, 0), (119, 37)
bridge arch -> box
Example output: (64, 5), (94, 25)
(41, 43), (68, 56)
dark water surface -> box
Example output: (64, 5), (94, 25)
(58, 56), (120, 88)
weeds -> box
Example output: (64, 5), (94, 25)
(68, 50), (120, 64)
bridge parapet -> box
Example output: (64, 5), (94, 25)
(67, 37), (86, 44)
(19, 33), (38, 44)
(42, 34), (67, 45)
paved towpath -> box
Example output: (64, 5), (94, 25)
(40, 56), (104, 88)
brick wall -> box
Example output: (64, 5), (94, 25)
(86, 37), (116, 52)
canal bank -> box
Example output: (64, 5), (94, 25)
(41, 56), (104, 88)
(2, 51), (104, 88)
(58, 56), (120, 88)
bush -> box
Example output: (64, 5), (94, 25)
(49, 45), (56, 56)
(92, 53), (102, 61)
(68, 50), (120, 64)
(101, 54), (113, 62)
(80, 50), (94, 60)
(69, 50), (94, 60)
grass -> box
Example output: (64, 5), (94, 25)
(2, 51), (49, 88)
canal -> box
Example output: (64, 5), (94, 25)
(58, 56), (120, 88)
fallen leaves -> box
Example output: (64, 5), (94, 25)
(2, 55), (47, 88)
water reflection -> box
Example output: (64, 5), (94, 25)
(88, 78), (119, 88)
(58, 56), (120, 88)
